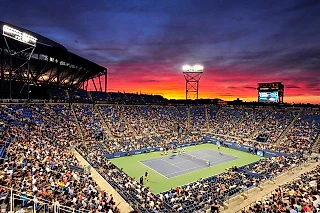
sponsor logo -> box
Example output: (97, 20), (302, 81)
(266, 152), (276, 156)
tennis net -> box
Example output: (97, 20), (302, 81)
(180, 153), (209, 166)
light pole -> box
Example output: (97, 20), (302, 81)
(182, 64), (203, 104)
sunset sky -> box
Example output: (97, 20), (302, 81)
(1, 0), (320, 103)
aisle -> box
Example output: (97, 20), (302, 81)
(72, 150), (134, 213)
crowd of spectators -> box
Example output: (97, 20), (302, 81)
(73, 104), (104, 141)
(253, 111), (298, 143)
(0, 104), (119, 213)
(279, 112), (320, 153)
(98, 105), (135, 138)
(230, 109), (271, 138)
(240, 155), (307, 178)
(210, 108), (246, 136)
(190, 106), (207, 133)
(1, 103), (319, 213)
(77, 141), (170, 213)
(240, 165), (320, 213)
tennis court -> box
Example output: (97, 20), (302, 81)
(141, 149), (237, 178)
(110, 144), (262, 193)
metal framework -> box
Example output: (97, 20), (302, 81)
(182, 65), (203, 103)
(81, 68), (107, 93)
(0, 22), (107, 100)
(1, 30), (35, 100)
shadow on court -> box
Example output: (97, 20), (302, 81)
(141, 149), (237, 178)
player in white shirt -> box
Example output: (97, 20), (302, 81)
(217, 143), (221, 154)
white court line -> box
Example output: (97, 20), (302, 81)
(142, 158), (165, 163)
(165, 165), (204, 178)
(192, 148), (238, 158)
(161, 158), (184, 169)
(141, 149), (238, 179)
(139, 161), (169, 179)
(165, 156), (238, 177)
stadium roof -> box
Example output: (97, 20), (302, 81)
(0, 21), (106, 88)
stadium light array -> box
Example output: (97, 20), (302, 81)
(2, 25), (37, 47)
(182, 64), (204, 73)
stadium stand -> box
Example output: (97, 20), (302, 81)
(1, 22), (319, 213)
(239, 165), (320, 213)
(1, 102), (319, 213)
(0, 104), (119, 213)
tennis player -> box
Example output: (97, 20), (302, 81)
(144, 170), (149, 182)
(207, 160), (211, 167)
(217, 143), (221, 154)
(182, 147), (186, 153)
(164, 147), (168, 155)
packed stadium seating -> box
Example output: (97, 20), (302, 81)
(240, 165), (320, 213)
(0, 104), (119, 213)
(0, 102), (319, 213)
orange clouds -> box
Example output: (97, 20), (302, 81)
(87, 63), (320, 104)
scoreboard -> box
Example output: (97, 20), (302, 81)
(257, 82), (284, 103)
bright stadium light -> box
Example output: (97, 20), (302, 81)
(3, 25), (37, 47)
(182, 65), (192, 71)
(182, 64), (204, 73)
(193, 64), (204, 72)
(182, 64), (204, 102)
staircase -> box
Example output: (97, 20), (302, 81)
(94, 105), (114, 139)
(94, 105), (125, 152)
(248, 111), (273, 139)
(186, 106), (190, 131)
(65, 90), (70, 100)
(133, 105), (157, 136)
(70, 104), (84, 140)
(121, 105), (138, 137)
(209, 106), (224, 132)
(106, 93), (112, 103)
(227, 116), (246, 137)
(205, 106), (210, 132)
(311, 132), (320, 153)
(157, 106), (176, 134)
(87, 91), (93, 102)
(275, 111), (301, 143)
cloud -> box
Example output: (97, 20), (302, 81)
(282, 0), (320, 13)
(286, 85), (300, 89)
(0, 0), (319, 103)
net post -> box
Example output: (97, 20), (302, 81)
(10, 188), (13, 213)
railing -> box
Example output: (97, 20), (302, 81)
(235, 157), (317, 213)
(195, 156), (314, 213)
(0, 185), (88, 213)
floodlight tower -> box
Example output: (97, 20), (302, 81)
(182, 64), (204, 104)
(1, 24), (37, 100)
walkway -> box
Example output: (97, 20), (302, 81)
(221, 159), (319, 213)
(72, 150), (133, 213)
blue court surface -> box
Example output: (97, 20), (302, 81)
(140, 149), (238, 178)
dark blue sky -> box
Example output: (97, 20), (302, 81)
(1, 0), (319, 103)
